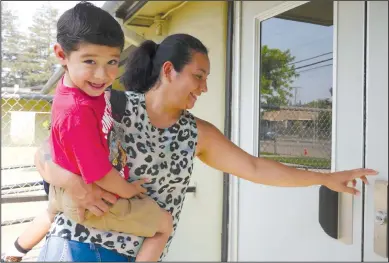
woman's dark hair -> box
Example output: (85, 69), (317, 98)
(57, 1), (125, 54)
(121, 34), (208, 93)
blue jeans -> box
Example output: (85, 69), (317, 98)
(38, 236), (136, 262)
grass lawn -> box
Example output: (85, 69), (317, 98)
(260, 152), (331, 169)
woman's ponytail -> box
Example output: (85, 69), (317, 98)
(120, 40), (159, 93)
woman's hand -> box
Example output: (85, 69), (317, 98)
(63, 175), (118, 221)
(35, 141), (117, 220)
(46, 161), (118, 220)
(323, 168), (377, 195)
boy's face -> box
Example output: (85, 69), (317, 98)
(54, 43), (121, 97)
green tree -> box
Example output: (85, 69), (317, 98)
(305, 98), (332, 109)
(1, 2), (23, 87)
(21, 2), (59, 87)
(260, 45), (299, 106)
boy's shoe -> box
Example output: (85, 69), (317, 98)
(1, 254), (23, 262)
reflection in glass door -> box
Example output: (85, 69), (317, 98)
(258, 1), (333, 174)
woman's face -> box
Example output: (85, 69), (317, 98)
(163, 52), (210, 110)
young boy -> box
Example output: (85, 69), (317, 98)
(1, 2), (172, 262)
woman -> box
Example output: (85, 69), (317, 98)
(36, 34), (377, 262)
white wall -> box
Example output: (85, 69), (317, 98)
(166, 2), (227, 260)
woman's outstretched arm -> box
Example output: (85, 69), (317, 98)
(195, 118), (377, 195)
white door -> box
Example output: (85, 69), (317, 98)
(231, 1), (376, 261)
(363, 1), (388, 262)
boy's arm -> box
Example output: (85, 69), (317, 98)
(61, 105), (145, 199)
(94, 169), (146, 198)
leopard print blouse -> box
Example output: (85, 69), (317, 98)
(46, 90), (198, 260)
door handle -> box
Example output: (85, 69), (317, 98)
(318, 186), (339, 239)
(186, 186), (196, 193)
(374, 180), (387, 258)
(318, 184), (354, 244)
(375, 211), (387, 225)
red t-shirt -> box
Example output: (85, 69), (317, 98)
(50, 78), (127, 184)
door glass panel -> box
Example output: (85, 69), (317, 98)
(259, 0), (333, 173)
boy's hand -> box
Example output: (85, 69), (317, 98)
(130, 179), (148, 198)
(136, 193), (148, 199)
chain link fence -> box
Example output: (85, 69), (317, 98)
(1, 92), (52, 229)
(0, 94), (333, 226)
(259, 104), (332, 173)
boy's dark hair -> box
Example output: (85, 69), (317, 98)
(57, 1), (125, 54)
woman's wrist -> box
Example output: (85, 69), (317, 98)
(298, 169), (330, 186)
(316, 172), (331, 187)
(45, 161), (80, 189)
(63, 171), (83, 190)
(63, 172), (83, 191)
(62, 173), (89, 201)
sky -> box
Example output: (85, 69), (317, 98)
(262, 16), (333, 105)
(4, 1), (105, 33)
